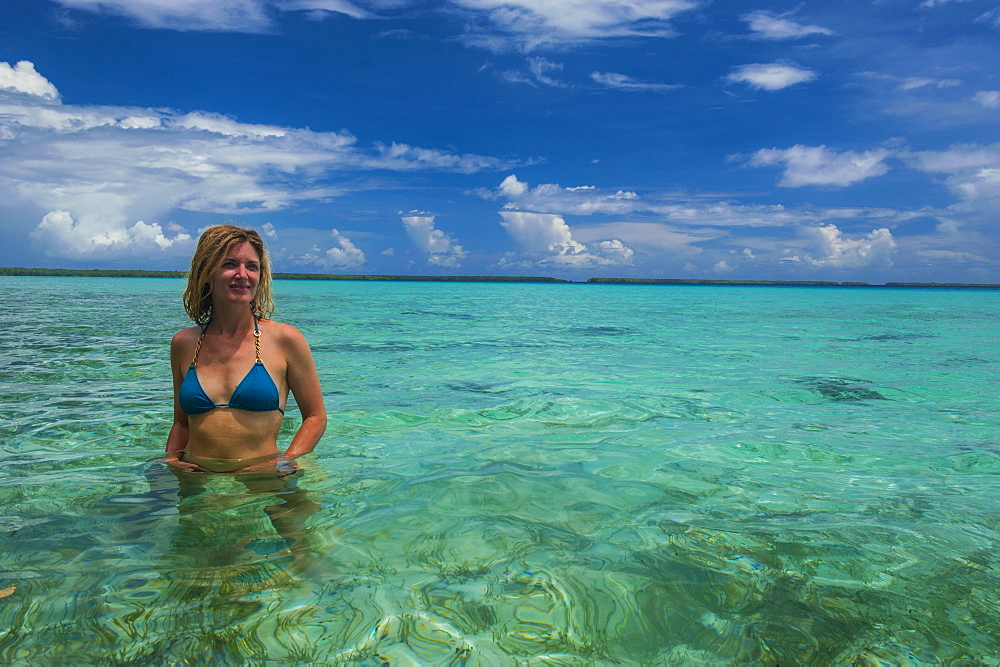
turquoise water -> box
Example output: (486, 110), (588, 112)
(1, 276), (998, 664)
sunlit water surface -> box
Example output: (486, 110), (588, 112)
(1, 276), (998, 664)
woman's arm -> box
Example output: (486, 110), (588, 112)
(281, 325), (327, 460)
(164, 330), (200, 471)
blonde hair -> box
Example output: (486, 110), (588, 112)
(183, 225), (274, 324)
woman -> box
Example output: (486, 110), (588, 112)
(165, 224), (327, 473)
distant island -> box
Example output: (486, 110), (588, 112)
(586, 277), (1000, 288)
(1, 267), (996, 288)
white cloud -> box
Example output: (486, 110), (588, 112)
(727, 63), (817, 91)
(175, 111), (290, 139)
(0, 61), (60, 100)
(52, 0), (700, 49)
(29, 210), (192, 258)
(503, 57), (571, 87)
(486, 175), (639, 215)
(590, 71), (680, 92)
(904, 142), (1000, 200)
(487, 176), (917, 234)
(920, 0), (970, 7)
(573, 221), (716, 251)
(799, 224), (896, 267)
(747, 145), (892, 188)
(976, 8), (1000, 29)
(372, 142), (516, 173)
(743, 11), (833, 40)
(528, 57), (567, 87)
(498, 210), (633, 267)
(277, 0), (371, 21)
(973, 91), (1000, 109)
(859, 71), (963, 93)
(53, 0), (277, 32)
(594, 239), (634, 264)
(905, 143), (1000, 174)
(898, 77), (961, 91)
(498, 174), (528, 198)
(453, 0), (699, 50)
(401, 215), (467, 268)
(918, 249), (988, 262)
(294, 229), (365, 269)
(324, 229), (366, 268)
(0, 61), (515, 261)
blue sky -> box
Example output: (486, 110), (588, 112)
(1, 0), (998, 282)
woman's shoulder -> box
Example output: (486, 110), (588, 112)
(169, 325), (203, 365)
(259, 318), (308, 346)
(174, 325), (201, 340)
(171, 325), (203, 345)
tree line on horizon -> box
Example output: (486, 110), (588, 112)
(1, 266), (996, 288)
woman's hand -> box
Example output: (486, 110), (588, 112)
(163, 455), (208, 473)
(237, 454), (300, 477)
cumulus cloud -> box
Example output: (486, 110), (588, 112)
(0, 60), (514, 260)
(290, 228), (366, 269)
(798, 224), (896, 267)
(484, 174), (946, 274)
(498, 210), (633, 267)
(323, 229), (366, 268)
(0, 61), (60, 100)
(590, 71), (681, 92)
(401, 214), (467, 268)
(743, 11), (833, 40)
(727, 63), (817, 91)
(746, 145), (892, 188)
(29, 210), (192, 258)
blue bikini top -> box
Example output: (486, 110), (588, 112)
(178, 318), (283, 415)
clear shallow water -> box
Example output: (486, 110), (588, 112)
(1, 276), (998, 664)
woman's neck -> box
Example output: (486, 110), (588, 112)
(208, 304), (255, 336)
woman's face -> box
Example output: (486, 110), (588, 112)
(211, 241), (261, 307)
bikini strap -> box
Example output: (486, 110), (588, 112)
(253, 316), (262, 364)
(189, 318), (260, 366)
(190, 321), (210, 366)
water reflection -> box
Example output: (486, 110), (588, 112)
(147, 462), (328, 592)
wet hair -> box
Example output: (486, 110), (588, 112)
(183, 224), (274, 324)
